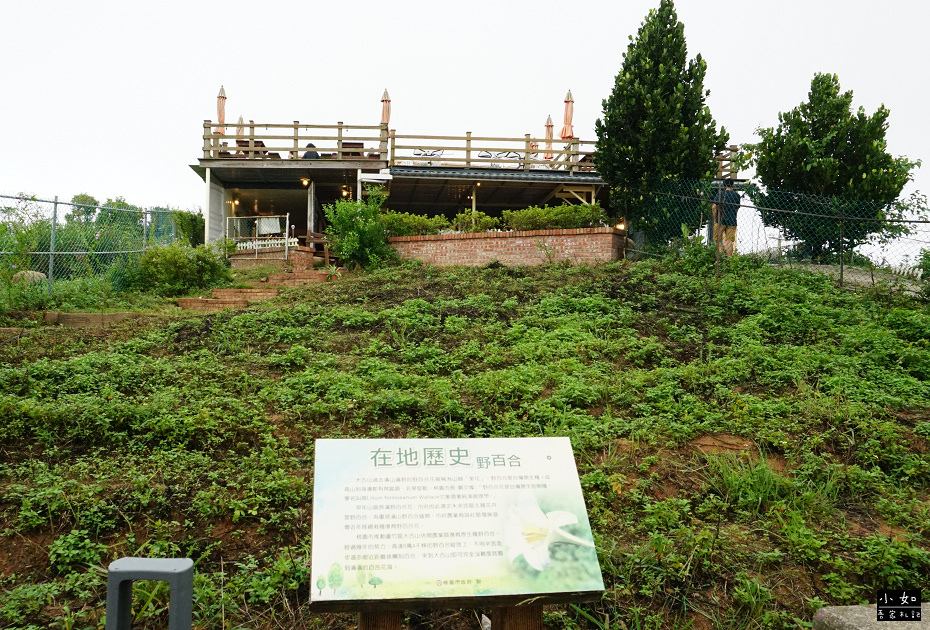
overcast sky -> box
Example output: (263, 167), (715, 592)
(2, 0), (927, 210)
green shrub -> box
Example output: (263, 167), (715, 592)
(452, 210), (499, 233)
(325, 188), (394, 268)
(502, 203), (608, 231)
(379, 211), (450, 237)
(125, 242), (231, 296)
(172, 209), (205, 246)
(48, 530), (106, 574)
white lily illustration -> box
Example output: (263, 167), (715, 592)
(503, 492), (595, 572)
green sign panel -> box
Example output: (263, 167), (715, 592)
(311, 437), (603, 610)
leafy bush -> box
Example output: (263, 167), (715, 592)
(172, 209), (205, 246)
(125, 241), (231, 296)
(502, 203), (608, 231)
(325, 188), (394, 268)
(48, 530), (106, 573)
(452, 210), (499, 233)
(379, 210), (450, 237)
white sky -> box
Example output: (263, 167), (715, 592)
(1, 0), (927, 211)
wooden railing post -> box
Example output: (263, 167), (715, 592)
(380, 123), (389, 160)
(523, 134), (531, 170)
(465, 131), (472, 168)
(248, 120), (255, 159)
(337, 122), (344, 160)
(293, 121), (300, 159)
(390, 129), (396, 166)
(571, 138), (580, 174)
(203, 121), (212, 158)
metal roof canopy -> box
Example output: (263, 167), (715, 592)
(190, 162), (606, 215)
(385, 166), (606, 215)
(190, 160), (387, 189)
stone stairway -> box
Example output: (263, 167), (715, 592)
(252, 268), (333, 287)
(177, 268), (344, 312)
(177, 287), (280, 312)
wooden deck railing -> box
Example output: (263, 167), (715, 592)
(203, 121), (389, 160)
(202, 122), (597, 174)
(390, 132), (595, 173)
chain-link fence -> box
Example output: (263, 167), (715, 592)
(0, 194), (178, 294)
(633, 179), (929, 291)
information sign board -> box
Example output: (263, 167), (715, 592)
(310, 437), (603, 611)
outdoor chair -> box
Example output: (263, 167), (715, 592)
(478, 150), (522, 167)
(413, 148), (444, 165)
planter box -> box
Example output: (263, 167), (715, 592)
(389, 227), (628, 267)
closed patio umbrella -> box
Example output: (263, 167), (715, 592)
(381, 89), (391, 126)
(215, 86), (227, 135)
(559, 90), (574, 139)
(544, 115), (554, 159)
(235, 115), (245, 138)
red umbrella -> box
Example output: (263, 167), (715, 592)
(559, 90), (574, 140)
(381, 89), (391, 126)
(544, 115), (554, 160)
(215, 85), (227, 135)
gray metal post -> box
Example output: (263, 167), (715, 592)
(48, 196), (57, 295)
(285, 212), (290, 261)
(142, 209), (148, 247)
(105, 557), (193, 630)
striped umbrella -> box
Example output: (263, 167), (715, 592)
(559, 90), (574, 139)
(544, 115), (554, 160)
(381, 89), (391, 126)
(215, 86), (227, 135)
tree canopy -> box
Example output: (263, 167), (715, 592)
(594, 0), (727, 244)
(747, 72), (921, 258)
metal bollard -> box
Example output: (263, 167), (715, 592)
(105, 557), (194, 630)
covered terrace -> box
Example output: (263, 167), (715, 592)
(191, 120), (606, 245)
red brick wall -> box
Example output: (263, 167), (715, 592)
(389, 228), (625, 267)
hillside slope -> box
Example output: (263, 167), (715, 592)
(1, 252), (928, 629)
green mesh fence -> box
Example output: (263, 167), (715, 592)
(635, 179), (930, 289)
(0, 194), (178, 292)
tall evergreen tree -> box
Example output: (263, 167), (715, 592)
(747, 72), (920, 258)
(595, 0), (727, 243)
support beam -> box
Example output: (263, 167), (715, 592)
(204, 167), (212, 243)
(307, 180), (315, 237)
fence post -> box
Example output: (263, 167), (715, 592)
(48, 196), (58, 295)
(839, 204), (845, 287)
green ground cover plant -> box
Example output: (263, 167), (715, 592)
(0, 252), (927, 629)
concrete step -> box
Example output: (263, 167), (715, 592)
(211, 288), (280, 302)
(177, 298), (248, 312)
(250, 269), (333, 287)
(228, 248), (327, 269)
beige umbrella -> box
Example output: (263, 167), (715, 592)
(235, 115), (245, 138)
(215, 85), (227, 135)
(381, 89), (391, 125)
(559, 90), (574, 139)
(544, 115), (554, 159)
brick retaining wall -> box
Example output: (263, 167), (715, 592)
(388, 227), (626, 267)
